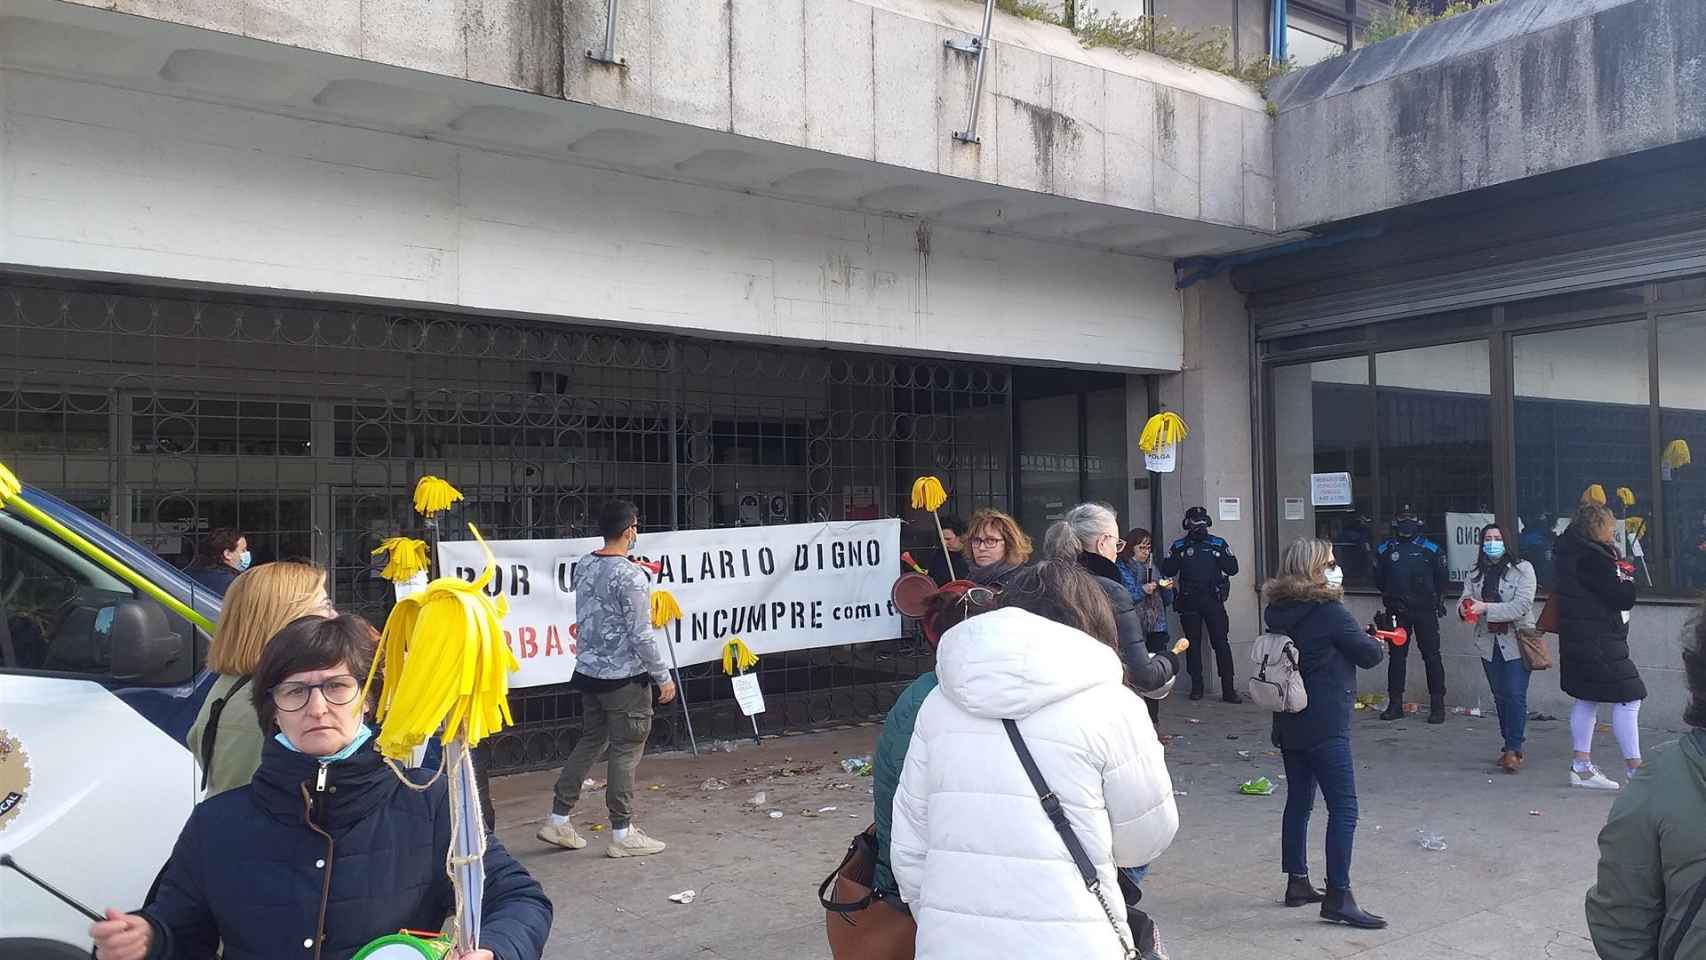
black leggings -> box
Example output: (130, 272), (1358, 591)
(1144, 631), (1169, 723)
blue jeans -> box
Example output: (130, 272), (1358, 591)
(1281, 736), (1358, 890)
(1482, 645), (1532, 754)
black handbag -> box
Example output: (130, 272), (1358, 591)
(1003, 719), (1152, 960)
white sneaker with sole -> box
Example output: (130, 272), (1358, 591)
(536, 820), (588, 849)
(607, 826), (667, 858)
(1570, 766), (1621, 791)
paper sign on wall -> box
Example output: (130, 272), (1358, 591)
(1218, 497), (1242, 522)
(1445, 511), (1496, 583)
(730, 673), (767, 716)
(1311, 472), (1353, 507)
(1283, 498), (1306, 521)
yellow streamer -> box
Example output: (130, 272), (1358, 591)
(1615, 487), (1636, 508)
(0, 461), (214, 634)
(1626, 516), (1647, 540)
(1138, 412), (1189, 454)
(910, 476), (948, 512)
(1664, 439), (1692, 470)
(1581, 484), (1607, 506)
(371, 524), (520, 761)
(413, 475), (465, 517)
(721, 637), (759, 675)
(650, 590), (684, 628)
(372, 537), (430, 583)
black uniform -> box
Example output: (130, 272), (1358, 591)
(1161, 529), (1239, 699)
(1373, 534), (1449, 706)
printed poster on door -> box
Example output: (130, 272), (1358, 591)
(433, 519), (902, 689)
(1445, 512), (1496, 583)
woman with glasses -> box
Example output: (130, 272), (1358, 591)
(186, 561), (337, 798)
(960, 508), (1032, 587)
(1050, 503), (1181, 699)
(91, 614), (552, 960)
(1118, 529), (1177, 724)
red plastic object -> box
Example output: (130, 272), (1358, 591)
(1459, 597), (1478, 624)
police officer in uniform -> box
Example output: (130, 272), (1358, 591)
(1161, 506), (1241, 703)
(1374, 505), (1450, 724)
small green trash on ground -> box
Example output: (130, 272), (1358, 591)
(1237, 777), (1276, 796)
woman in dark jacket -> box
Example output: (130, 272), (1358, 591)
(186, 527), (249, 597)
(92, 614), (552, 960)
(960, 508), (1032, 588)
(1554, 502), (1644, 791)
(1263, 538), (1386, 930)
(1047, 503), (1180, 697)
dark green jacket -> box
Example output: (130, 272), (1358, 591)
(872, 671), (938, 897)
(1586, 729), (1706, 960)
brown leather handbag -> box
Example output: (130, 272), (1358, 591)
(1517, 628), (1553, 671)
(1534, 594), (1561, 634)
(820, 825), (916, 960)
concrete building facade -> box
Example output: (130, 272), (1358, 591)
(2, 0), (1702, 764)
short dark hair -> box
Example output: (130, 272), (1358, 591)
(597, 500), (639, 540)
(938, 514), (966, 536)
(251, 614), (378, 733)
(1685, 601), (1706, 729)
(1119, 527), (1154, 562)
(197, 527), (244, 566)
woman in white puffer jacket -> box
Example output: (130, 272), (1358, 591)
(892, 561), (1179, 960)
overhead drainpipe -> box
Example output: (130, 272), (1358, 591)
(588, 0), (623, 66)
(1271, 0), (1289, 62)
(946, 0), (996, 144)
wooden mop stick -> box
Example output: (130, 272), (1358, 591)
(931, 510), (956, 581)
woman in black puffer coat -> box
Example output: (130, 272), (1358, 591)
(92, 615), (552, 960)
(1553, 503), (1643, 791)
(1044, 503), (1179, 697)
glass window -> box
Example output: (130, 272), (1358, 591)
(1659, 312), (1706, 591)
(1513, 321), (1651, 590)
(1271, 357), (1378, 586)
(1084, 385), (1129, 527)
(131, 396), (311, 457)
(1288, 10), (1347, 66)
(1376, 342), (1493, 583)
(1017, 393), (1079, 539)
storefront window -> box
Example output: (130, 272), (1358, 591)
(1271, 357), (1376, 585)
(1376, 342), (1492, 583)
(1513, 320), (1651, 590)
(1659, 312), (1706, 591)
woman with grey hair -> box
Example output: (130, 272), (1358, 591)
(1050, 503), (1180, 696)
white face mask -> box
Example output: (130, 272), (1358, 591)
(1323, 565), (1345, 588)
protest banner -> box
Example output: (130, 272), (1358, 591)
(434, 519), (902, 688)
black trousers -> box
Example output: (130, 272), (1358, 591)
(1143, 631), (1169, 723)
(1180, 599), (1236, 693)
(1387, 610), (1446, 701)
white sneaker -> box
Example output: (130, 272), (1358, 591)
(607, 825), (667, 858)
(536, 820), (588, 849)
(1570, 766), (1621, 791)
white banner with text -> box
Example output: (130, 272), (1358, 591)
(435, 519), (902, 688)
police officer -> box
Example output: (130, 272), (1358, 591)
(1161, 506), (1240, 703)
(1374, 505), (1450, 724)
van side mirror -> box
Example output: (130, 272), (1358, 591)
(107, 598), (184, 683)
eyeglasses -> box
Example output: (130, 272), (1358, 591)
(969, 536), (1006, 548)
(1103, 534), (1128, 552)
(271, 675), (362, 712)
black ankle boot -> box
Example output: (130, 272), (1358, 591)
(1284, 874), (1325, 907)
(1428, 696), (1447, 725)
(1321, 887), (1387, 929)
(1222, 685), (1242, 705)
(1189, 681), (1205, 701)
(1379, 699), (1403, 721)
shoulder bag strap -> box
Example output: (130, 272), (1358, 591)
(1002, 719), (1137, 960)
(818, 827), (877, 916)
(199, 675), (251, 792)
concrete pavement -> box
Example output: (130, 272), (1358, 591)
(486, 698), (1685, 959)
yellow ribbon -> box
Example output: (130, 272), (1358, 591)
(0, 461), (215, 634)
(1615, 487), (1636, 509)
(371, 523), (519, 760)
(1138, 412), (1189, 454)
(650, 590), (684, 629)
(1581, 484), (1607, 506)
(721, 637), (759, 675)
(1663, 439), (1692, 470)
(413, 475), (464, 517)
(910, 476), (947, 512)
(372, 537), (431, 583)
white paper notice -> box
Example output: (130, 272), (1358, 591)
(1310, 472), (1353, 507)
(1144, 445), (1177, 473)
(1218, 497), (1242, 522)
(1283, 498), (1306, 521)
(731, 672), (767, 716)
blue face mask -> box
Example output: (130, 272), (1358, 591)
(234, 550), (253, 572)
(275, 722), (373, 762)
(1483, 540), (1506, 561)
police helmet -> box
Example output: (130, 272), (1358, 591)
(1393, 505), (1423, 539)
(1183, 506), (1212, 531)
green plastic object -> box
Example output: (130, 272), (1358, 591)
(1237, 777), (1276, 796)
(351, 932), (451, 959)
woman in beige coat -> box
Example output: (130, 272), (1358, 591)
(184, 561), (333, 796)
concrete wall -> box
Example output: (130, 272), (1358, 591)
(0, 68), (1185, 371)
(1159, 274), (1260, 679)
(1269, 0), (1706, 230)
(55, 0), (1277, 232)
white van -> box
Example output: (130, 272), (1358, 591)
(0, 484), (219, 957)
